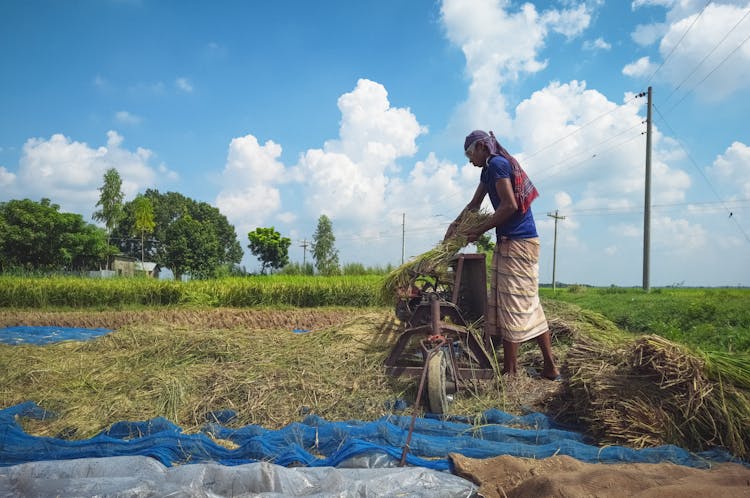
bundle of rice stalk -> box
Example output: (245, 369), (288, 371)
(700, 350), (750, 390)
(380, 209), (493, 304)
(561, 334), (750, 459)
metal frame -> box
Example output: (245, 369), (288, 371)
(384, 253), (495, 381)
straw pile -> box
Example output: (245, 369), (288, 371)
(0, 310), (416, 438)
(380, 209), (493, 303)
(559, 333), (750, 459)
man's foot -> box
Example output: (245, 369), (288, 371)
(541, 367), (561, 381)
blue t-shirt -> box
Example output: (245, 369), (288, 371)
(480, 155), (538, 239)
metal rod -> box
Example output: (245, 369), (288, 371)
(399, 336), (445, 467)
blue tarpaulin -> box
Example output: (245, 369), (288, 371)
(0, 401), (741, 470)
(0, 326), (111, 345)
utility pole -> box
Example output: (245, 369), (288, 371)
(547, 210), (565, 292)
(643, 86), (653, 292)
(299, 239), (309, 268)
(401, 213), (405, 265)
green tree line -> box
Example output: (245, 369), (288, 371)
(1, 168), (364, 278)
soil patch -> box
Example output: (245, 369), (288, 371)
(451, 453), (750, 497)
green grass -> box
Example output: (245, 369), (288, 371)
(541, 287), (750, 353)
(0, 275), (386, 308)
(3, 275), (748, 354)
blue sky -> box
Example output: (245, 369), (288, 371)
(1, 0), (749, 286)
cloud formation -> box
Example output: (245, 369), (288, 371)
(628, 2), (750, 98)
(5, 131), (176, 222)
(441, 0), (594, 134)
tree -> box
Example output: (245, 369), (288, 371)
(475, 234), (495, 254)
(312, 215), (339, 275)
(132, 195), (156, 263)
(247, 227), (291, 274)
(92, 168), (125, 241)
(163, 211), (220, 280)
(92, 168), (124, 269)
(111, 189), (243, 278)
(0, 198), (113, 271)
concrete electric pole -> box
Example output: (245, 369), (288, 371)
(547, 210), (566, 292)
(299, 239), (309, 268)
(643, 86), (653, 292)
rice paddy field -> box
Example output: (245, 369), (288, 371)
(1, 275), (748, 460)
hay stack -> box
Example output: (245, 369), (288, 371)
(560, 334), (750, 459)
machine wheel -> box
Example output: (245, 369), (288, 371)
(427, 349), (448, 414)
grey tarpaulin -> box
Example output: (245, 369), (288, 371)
(0, 455), (478, 497)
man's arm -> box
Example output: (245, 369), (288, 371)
(467, 178), (517, 242)
(444, 183), (487, 240)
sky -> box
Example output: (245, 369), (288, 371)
(1, 0), (749, 287)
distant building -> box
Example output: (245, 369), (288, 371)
(88, 255), (160, 278)
(135, 261), (161, 278)
(111, 255), (137, 277)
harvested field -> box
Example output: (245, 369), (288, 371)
(0, 307), (564, 440)
(2, 303), (748, 463)
(0, 307), (356, 331)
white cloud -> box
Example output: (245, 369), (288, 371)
(215, 79), (432, 264)
(327, 79), (427, 170)
(0, 166), (16, 188)
(613, 222), (642, 238)
(277, 212), (296, 224)
(115, 111), (142, 125)
(541, 3), (591, 38)
(582, 37), (612, 51)
(554, 191), (573, 208)
(653, 215), (708, 251)
(440, 0), (596, 134)
(176, 77), (193, 93)
(632, 2), (750, 98)
(215, 78), (426, 251)
(215, 135), (286, 233)
(11, 131), (176, 220)
(709, 141), (750, 198)
(511, 80), (695, 245)
(296, 79), (427, 221)
(215, 185), (281, 231)
(623, 56), (655, 77)
(631, 22), (668, 46)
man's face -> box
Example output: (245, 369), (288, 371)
(465, 140), (488, 167)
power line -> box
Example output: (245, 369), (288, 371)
(652, 104), (750, 242)
(666, 27), (750, 113)
(647, 0), (713, 84)
(564, 199), (750, 216)
(662, 7), (750, 106)
(524, 94), (644, 160)
(534, 126), (645, 184)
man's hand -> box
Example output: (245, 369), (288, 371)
(443, 222), (458, 242)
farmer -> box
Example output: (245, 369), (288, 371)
(444, 130), (559, 380)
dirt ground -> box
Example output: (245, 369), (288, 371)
(451, 453), (750, 497)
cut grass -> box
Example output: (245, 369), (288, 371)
(2, 297), (749, 460)
(0, 307), (555, 440)
(0, 309), (414, 438)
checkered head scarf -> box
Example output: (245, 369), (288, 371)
(464, 130), (539, 213)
